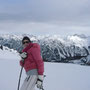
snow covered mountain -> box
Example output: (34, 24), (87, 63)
(0, 34), (90, 63)
(0, 45), (20, 60)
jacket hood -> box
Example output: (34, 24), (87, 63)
(22, 43), (33, 52)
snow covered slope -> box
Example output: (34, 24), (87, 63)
(0, 46), (19, 60)
(0, 47), (90, 90)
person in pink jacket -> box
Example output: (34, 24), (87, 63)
(19, 36), (44, 90)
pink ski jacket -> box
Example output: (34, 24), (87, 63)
(20, 43), (44, 75)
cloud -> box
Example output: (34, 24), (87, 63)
(0, 0), (90, 36)
(0, 0), (90, 23)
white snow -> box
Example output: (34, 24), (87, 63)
(0, 48), (90, 90)
(67, 35), (88, 47)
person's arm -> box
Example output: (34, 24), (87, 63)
(20, 60), (24, 67)
(31, 44), (44, 75)
(31, 44), (44, 89)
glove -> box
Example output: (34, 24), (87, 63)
(20, 52), (27, 60)
(37, 75), (44, 89)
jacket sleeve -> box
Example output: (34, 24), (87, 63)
(20, 60), (24, 67)
(31, 44), (44, 75)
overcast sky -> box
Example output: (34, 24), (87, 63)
(0, 0), (90, 36)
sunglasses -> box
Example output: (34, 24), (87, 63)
(23, 41), (29, 44)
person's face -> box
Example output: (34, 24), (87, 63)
(22, 40), (30, 48)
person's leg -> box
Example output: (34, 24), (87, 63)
(20, 75), (38, 90)
(20, 75), (30, 90)
(27, 75), (38, 90)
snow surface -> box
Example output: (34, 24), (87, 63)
(0, 48), (90, 90)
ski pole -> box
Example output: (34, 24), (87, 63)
(17, 52), (25, 90)
(17, 66), (23, 90)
